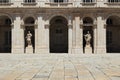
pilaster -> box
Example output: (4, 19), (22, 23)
(36, 14), (49, 53)
(75, 16), (83, 54)
(12, 14), (24, 53)
(68, 15), (73, 54)
(68, 24), (72, 54)
(96, 15), (106, 53)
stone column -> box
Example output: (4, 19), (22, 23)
(68, 24), (72, 54)
(34, 24), (38, 53)
(12, 15), (24, 53)
(44, 24), (49, 53)
(71, 17), (76, 53)
(68, 16), (72, 54)
(93, 25), (97, 54)
(75, 16), (83, 54)
(96, 15), (106, 53)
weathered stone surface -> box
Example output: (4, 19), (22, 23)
(0, 54), (119, 80)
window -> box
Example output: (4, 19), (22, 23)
(54, 0), (63, 2)
(108, 0), (119, 3)
(24, 0), (35, 3)
(0, 0), (9, 3)
(83, 0), (94, 3)
(50, 0), (68, 3)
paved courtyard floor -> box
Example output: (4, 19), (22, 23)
(0, 54), (120, 80)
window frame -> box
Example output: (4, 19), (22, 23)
(108, 0), (119, 3)
(0, 0), (9, 3)
(50, 0), (68, 3)
(24, 0), (36, 3)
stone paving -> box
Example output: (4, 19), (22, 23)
(0, 54), (120, 80)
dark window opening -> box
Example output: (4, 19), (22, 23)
(108, 0), (119, 2)
(0, 0), (9, 3)
(24, 0), (35, 3)
(83, 0), (93, 2)
(54, 0), (64, 3)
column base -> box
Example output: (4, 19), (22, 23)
(12, 46), (24, 54)
(71, 48), (83, 54)
(35, 47), (49, 54)
(96, 46), (106, 54)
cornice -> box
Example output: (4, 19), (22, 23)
(0, 7), (119, 14)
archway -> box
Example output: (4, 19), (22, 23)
(24, 17), (35, 53)
(83, 17), (94, 53)
(106, 16), (120, 53)
(0, 15), (12, 53)
(50, 16), (68, 53)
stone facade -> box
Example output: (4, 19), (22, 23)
(0, 0), (120, 54)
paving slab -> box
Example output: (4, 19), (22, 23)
(0, 54), (119, 80)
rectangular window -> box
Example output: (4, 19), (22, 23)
(83, 0), (94, 3)
(50, 0), (68, 3)
(54, 0), (63, 2)
(0, 0), (9, 3)
(108, 0), (120, 3)
(24, 0), (35, 3)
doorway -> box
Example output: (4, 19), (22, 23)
(50, 16), (68, 53)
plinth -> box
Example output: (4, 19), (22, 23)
(85, 45), (92, 54)
(25, 45), (33, 53)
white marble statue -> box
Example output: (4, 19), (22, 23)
(26, 31), (32, 46)
(84, 31), (91, 46)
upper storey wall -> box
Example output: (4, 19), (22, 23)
(0, 0), (119, 8)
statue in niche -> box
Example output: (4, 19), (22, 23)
(84, 31), (91, 46)
(26, 31), (32, 46)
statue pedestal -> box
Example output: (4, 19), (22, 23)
(85, 45), (92, 54)
(25, 45), (33, 53)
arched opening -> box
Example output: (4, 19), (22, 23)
(50, 16), (68, 53)
(106, 16), (120, 53)
(24, 17), (35, 53)
(83, 17), (94, 53)
(0, 15), (12, 53)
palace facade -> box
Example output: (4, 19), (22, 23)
(0, 0), (120, 54)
